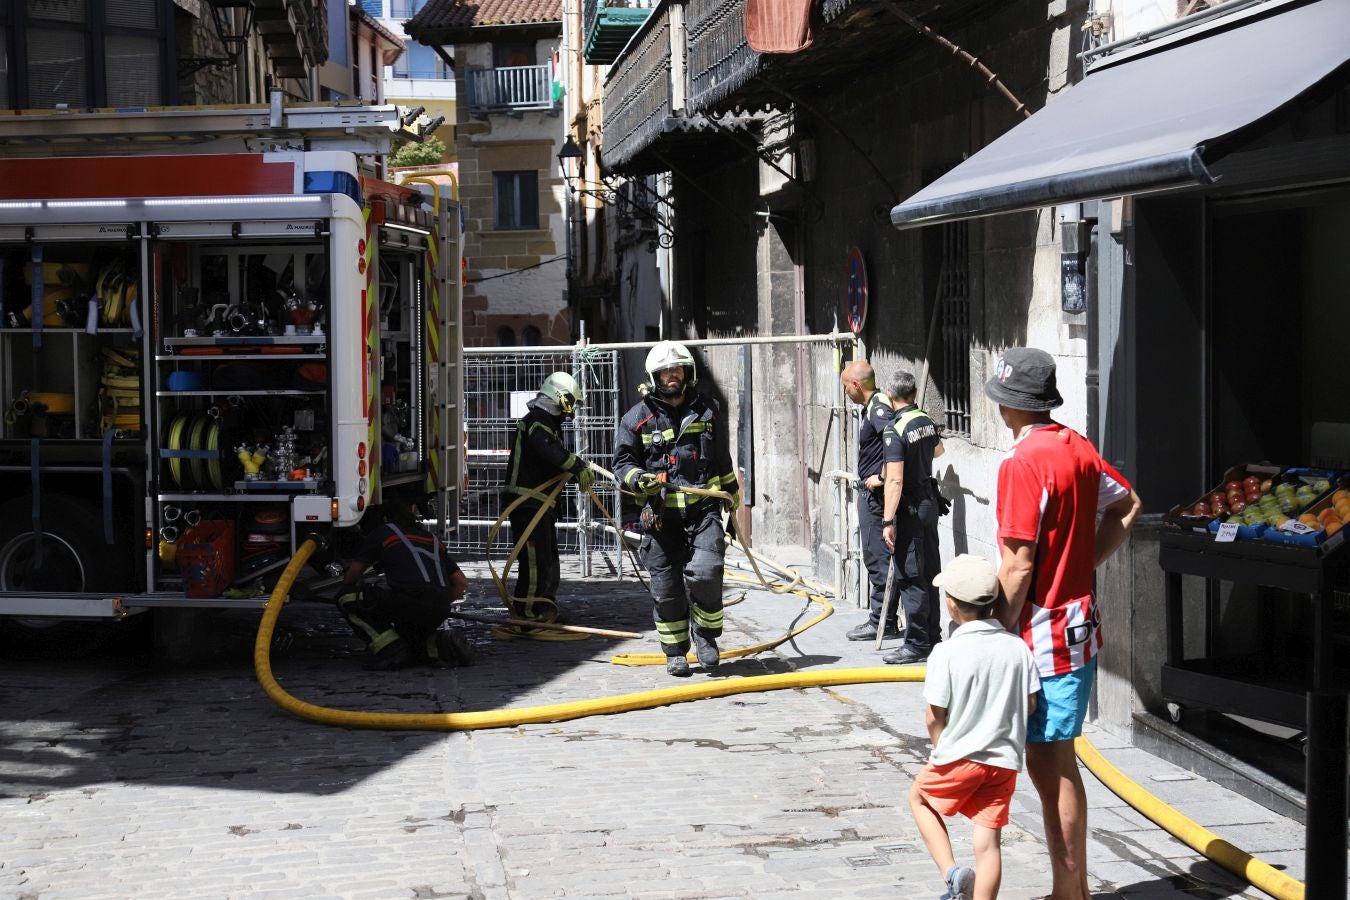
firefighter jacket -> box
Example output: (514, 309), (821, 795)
(503, 398), (584, 508)
(614, 391), (738, 513)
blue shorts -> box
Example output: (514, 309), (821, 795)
(1027, 658), (1097, 744)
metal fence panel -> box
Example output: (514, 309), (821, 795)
(453, 348), (623, 578)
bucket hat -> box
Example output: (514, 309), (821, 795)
(984, 347), (1063, 411)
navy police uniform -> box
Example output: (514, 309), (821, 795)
(882, 403), (943, 654)
(856, 389), (897, 631)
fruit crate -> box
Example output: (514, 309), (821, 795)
(178, 519), (237, 598)
(1264, 473), (1350, 549)
(1166, 462), (1282, 538)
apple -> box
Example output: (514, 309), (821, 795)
(1245, 489), (1262, 504)
(1225, 480), (1243, 494)
(1228, 489), (1243, 503)
(1210, 492), (1228, 507)
(1243, 475), (1261, 492)
(1230, 499), (1247, 513)
(1192, 502), (1210, 517)
(1261, 479), (1274, 492)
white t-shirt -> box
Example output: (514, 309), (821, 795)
(923, 619), (1041, 772)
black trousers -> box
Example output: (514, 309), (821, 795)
(638, 505), (726, 657)
(338, 584), (451, 654)
(509, 505), (560, 613)
(894, 496), (941, 652)
(858, 487), (898, 629)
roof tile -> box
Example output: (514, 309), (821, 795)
(408, 0), (562, 36)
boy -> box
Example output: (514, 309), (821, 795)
(909, 554), (1040, 899)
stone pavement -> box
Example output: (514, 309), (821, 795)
(0, 551), (1323, 899)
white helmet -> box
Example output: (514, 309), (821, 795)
(540, 371), (583, 415)
(644, 341), (696, 395)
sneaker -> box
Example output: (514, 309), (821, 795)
(942, 865), (976, 900)
(691, 630), (720, 672)
(666, 656), (692, 677)
(882, 645), (929, 666)
(846, 622), (901, 641)
(364, 638), (413, 671)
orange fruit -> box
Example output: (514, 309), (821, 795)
(1300, 513), (1320, 527)
(1335, 489), (1350, 504)
(1326, 521), (1342, 537)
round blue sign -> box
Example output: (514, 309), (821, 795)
(846, 246), (867, 335)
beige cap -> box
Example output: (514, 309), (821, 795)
(933, 554), (999, 605)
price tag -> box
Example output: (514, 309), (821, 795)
(1279, 520), (1316, 534)
(1215, 522), (1240, 542)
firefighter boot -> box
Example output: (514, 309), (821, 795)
(666, 655), (691, 677)
(691, 629), (720, 673)
(364, 634), (413, 671)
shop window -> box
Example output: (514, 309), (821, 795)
(494, 171), (539, 231)
(105, 33), (160, 106)
(27, 28), (86, 108)
(0, 28), (8, 108)
(522, 325), (541, 344)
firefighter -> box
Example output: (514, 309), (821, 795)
(338, 484), (472, 670)
(614, 341), (740, 677)
(501, 371), (595, 629)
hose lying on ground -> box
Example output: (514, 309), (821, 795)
(254, 539), (1304, 900)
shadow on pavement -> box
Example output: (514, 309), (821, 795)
(0, 571), (662, 799)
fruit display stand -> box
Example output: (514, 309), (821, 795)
(1158, 527), (1348, 730)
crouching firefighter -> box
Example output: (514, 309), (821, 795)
(500, 371), (595, 634)
(614, 341), (740, 677)
(338, 483), (472, 670)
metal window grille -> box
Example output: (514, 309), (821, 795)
(940, 221), (971, 436)
(451, 348), (624, 579)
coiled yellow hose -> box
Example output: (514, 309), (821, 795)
(254, 538), (1304, 900)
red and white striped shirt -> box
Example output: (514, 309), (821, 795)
(995, 423), (1131, 678)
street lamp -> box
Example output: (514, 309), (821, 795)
(557, 135), (584, 188)
(206, 0), (257, 60)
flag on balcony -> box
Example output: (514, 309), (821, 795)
(552, 50), (565, 102)
(746, 0), (815, 53)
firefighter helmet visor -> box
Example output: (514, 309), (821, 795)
(540, 372), (583, 415)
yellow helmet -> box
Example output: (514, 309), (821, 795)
(540, 371), (583, 415)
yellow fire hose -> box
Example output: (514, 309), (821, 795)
(252, 537), (1303, 900)
(1074, 738), (1304, 900)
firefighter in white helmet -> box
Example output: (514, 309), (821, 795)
(614, 341), (740, 676)
(501, 371), (595, 630)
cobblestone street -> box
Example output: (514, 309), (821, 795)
(0, 557), (1311, 899)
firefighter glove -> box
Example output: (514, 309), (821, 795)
(576, 465), (596, 494)
(634, 472), (661, 497)
(723, 492), (740, 514)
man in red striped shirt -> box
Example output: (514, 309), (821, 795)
(987, 347), (1141, 900)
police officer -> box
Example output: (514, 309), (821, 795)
(881, 370), (945, 665)
(840, 360), (900, 642)
(339, 483), (472, 670)
(615, 341), (739, 677)
(502, 371), (595, 628)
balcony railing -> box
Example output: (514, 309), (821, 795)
(601, 8), (672, 169)
(392, 67), (453, 80)
(465, 65), (556, 112)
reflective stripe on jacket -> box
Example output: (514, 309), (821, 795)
(614, 391), (737, 510)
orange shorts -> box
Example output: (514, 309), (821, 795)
(913, 759), (1017, 829)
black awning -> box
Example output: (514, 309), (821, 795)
(890, 0), (1350, 229)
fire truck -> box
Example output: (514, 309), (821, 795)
(0, 96), (463, 643)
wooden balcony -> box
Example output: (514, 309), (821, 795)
(601, 5), (672, 170)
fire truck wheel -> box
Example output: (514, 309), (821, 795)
(0, 495), (135, 649)
(0, 494), (132, 602)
